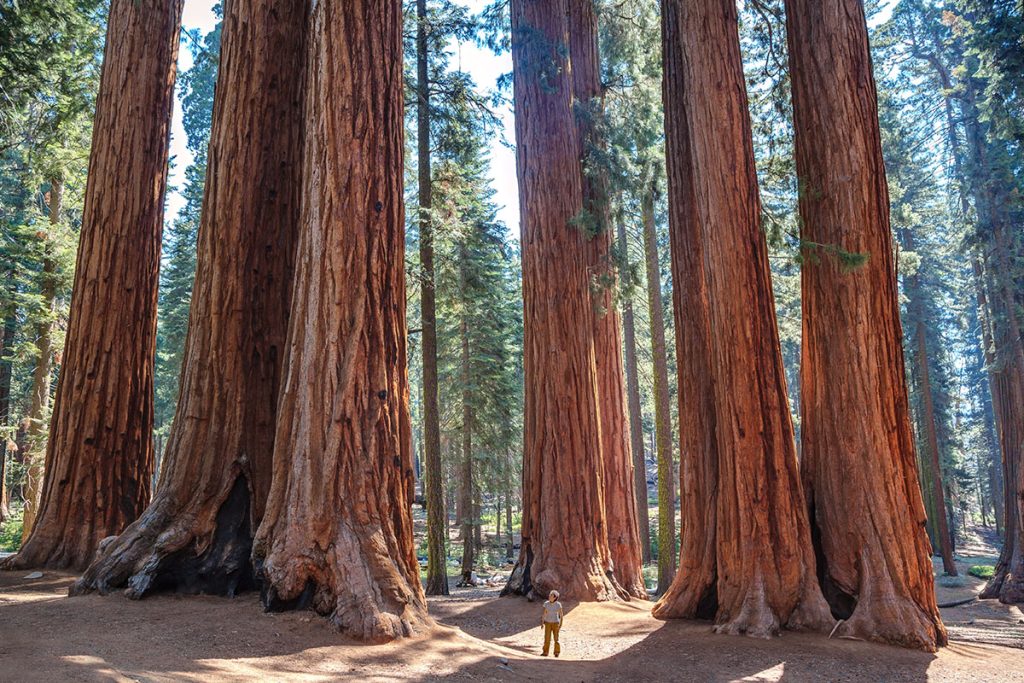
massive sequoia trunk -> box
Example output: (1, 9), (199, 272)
(502, 0), (622, 603)
(653, 0), (832, 638)
(72, 0), (307, 597)
(417, 0), (449, 598)
(251, 0), (429, 642)
(569, 0), (645, 600)
(5, 1), (182, 570)
(618, 219), (651, 565)
(641, 178), (675, 595)
(785, 0), (946, 650)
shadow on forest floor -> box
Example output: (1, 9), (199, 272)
(0, 570), (1021, 682)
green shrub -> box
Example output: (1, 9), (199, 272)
(968, 565), (995, 580)
(0, 507), (24, 553)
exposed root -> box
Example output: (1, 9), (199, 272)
(255, 523), (432, 643)
(828, 561), (947, 652)
(651, 573), (717, 621)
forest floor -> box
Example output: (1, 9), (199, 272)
(1, 567), (1023, 682)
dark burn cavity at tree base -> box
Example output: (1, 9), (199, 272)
(71, 474), (256, 599)
(133, 476), (257, 598)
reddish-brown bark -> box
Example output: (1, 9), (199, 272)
(71, 0), (307, 598)
(653, 0), (832, 638)
(4, 0), (183, 571)
(251, 0), (429, 642)
(569, 0), (645, 601)
(785, 0), (946, 650)
(503, 0), (621, 602)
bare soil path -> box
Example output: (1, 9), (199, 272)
(1, 571), (1022, 682)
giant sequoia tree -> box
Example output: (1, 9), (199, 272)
(785, 0), (947, 651)
(4, 0), (183, 571)
(251, 0), (430, 642)
(570, 0), (645, 600)
(72, 0), (308, 597)
(653, 0), (832, 637)
(503, 0), (634, 602)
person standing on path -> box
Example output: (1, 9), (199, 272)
(541, 590), (563, 657)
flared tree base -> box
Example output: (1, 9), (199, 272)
(255, 529), (432, 643)
(501, 543), (628, 602)
(71, 475), (255, 599)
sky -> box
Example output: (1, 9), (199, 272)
(166, 0), (520, 234)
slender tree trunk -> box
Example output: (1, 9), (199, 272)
(72, 0), (307, 596)
(568, 0), (645, 599)
(251, 0), (429, 642)
(641, 178), (675, 594)
(785, 0), (946, 649)
(0, 271), (16, 522)
(618, 219), (651, 565)
(972, 258), (1005, 537)
(459, 309), (475, 584)
(6, 0), (183, 570)
(503, 0), (621, 602)
(505, 459), (514, 561)
(957, 76), (1024, 604)
(417, 0), (449, 598)
(654, 0), (832, 638)
(901, 230), (956, 576)
(20, 180), (61, 544)
(979, 251), (1024, 603)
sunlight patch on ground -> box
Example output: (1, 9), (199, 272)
(738, 662), (786, 682)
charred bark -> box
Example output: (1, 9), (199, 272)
(71, 0), (307, 596)
(785, 0), (947, 650)
(252, 0), (430, 642)
(653, 0), (832, 638)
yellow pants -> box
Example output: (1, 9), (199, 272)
(542, 621), (561, 656)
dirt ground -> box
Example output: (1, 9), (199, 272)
(1, 570), (1023, 682)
